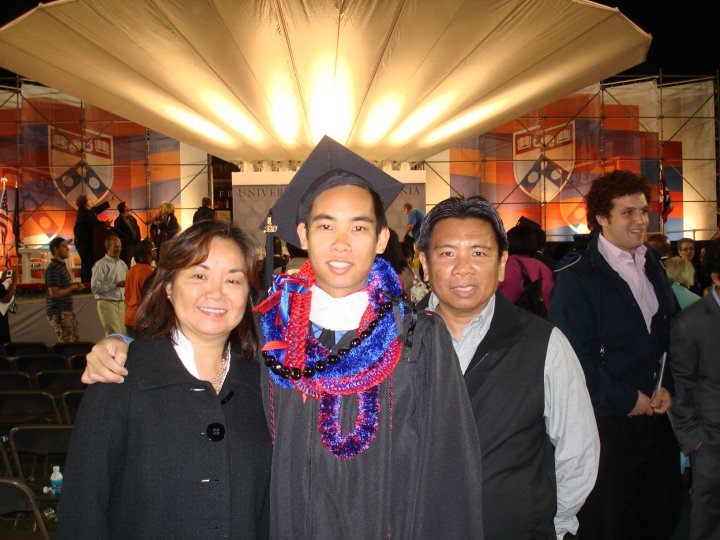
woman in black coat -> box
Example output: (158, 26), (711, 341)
(59, 221), (271, 539)
(150, 201), (181, 257)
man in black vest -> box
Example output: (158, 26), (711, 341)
(550, 171), (681, 539)
(418, 196), (599, 539)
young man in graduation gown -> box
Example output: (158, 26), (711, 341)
(82, 136), (485, 539)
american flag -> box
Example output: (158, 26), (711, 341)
(0, 184), (9, 245)
(659, 162), (673, 224)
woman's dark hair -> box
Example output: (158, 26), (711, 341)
(507, 225), (538, 256)
(585, 170), (651, 233)
(380, 229), (407, 274)
(134, 220), (260, 359)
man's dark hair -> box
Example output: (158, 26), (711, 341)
(117, 202), (127, 214)
(134, 239), (154, 264)
(585, 170), (652, 233)
(706, 241), (720, 275)
(418, 196), (509, 257)
(202, 197), (212, 207)
(304, 183), (387, 237)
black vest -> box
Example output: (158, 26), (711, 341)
(465, 293), (556, 540)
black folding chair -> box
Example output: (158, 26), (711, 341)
(34, 372), (85, 398)
(0, 373), (32, 391)
(1, 442), (12, 477)
(60, 391), (85, 424)
(9, 425), (73, 499)
(2, 343), (50, 357)
(50, 341), (94, 359)
(0, 392), (62, 437)
(0, 476), (52, 539)
(13, 356), (68, 375)
(66, 355), (86, 371)
(0, 355), (16, 371)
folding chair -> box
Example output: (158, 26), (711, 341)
(0, 477), (52, 539)
(1, 442), (12, 476)
(50, 342), (94, 359)
(13, 356), (68, 375)
(66, 355), (86, 371)
(34, 372), (85, 398)
(60, 391), (84, 424)
(0, 355), (16, 371)
(0, 392), (62, 437)
(0, 373), (32, 392)
(2, 343), (50, 357)
(9, 425), (73, 499)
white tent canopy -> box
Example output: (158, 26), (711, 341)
(0, 0), (650, 162)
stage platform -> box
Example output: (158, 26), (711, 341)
(7, 293), (106, 345)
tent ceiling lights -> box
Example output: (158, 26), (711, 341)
(0, 0), (650, 162)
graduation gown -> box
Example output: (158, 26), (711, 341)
(260, 306), (484, 539)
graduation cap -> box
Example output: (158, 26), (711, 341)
(262, 136), (404, 248)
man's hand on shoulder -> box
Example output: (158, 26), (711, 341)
(81, 337), (130, 384)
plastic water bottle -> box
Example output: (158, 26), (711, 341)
(49, 465), (63, 495)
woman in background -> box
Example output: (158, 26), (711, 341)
(59, 221), (270, 539)
(665, 255), (701, 310)
(150, 201), (181, 255)
(498, 224), (554, 310)
(0, 267), (18, 345)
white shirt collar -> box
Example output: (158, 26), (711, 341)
(170, 328), (230, 379)
(309, 285), (369, 331)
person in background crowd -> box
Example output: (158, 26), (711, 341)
(123, 239), (156, 337)
(45, 237), (84, 342)
(550, 170), (681, 540)
(284, 242), (307, 276)
(498, 224), (554, 311)
(73, 194), (111, 283)
(380, 229), (414, 299)
(418, 196), (599, 539)
(58, 221), (271, 539)
(192, 196), (215, 223)
(91, 235), (127, 335)
(677, 237), (705, 295)
(0, 267), (18, 345)
(113, 202), (140, 267)
(646, 233), (672, 261)
(516, 216), (556, 271)
(271, 237), (289, 273)
(81, 136), (485, 539)
(677, 237), (695, 263)
(665, 256), (701, 310)
(670, 250), (720, 540)
(150, 201), (181, 255)
(402, 202), (425, 250)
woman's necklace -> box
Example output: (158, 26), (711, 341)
(209, 346), (230, 394)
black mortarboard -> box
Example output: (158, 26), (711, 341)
(263, 136), (403, 248)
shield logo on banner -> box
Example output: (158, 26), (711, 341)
(513, 122), (574, 202)
(48, 126), (113, 207)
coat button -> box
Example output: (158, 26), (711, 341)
(206, 423), (225, 441)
